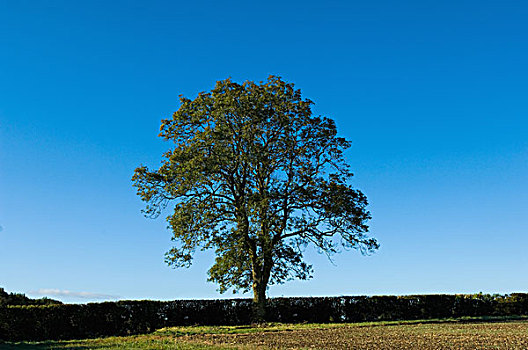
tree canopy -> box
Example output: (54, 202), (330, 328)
(0, 287), (61, 306)
(132, 76), (378, 320)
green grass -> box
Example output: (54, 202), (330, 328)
(0, 336), (235, 349)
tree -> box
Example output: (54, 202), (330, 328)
(0, 287), (62, 306)
(132, 76), (378, 321)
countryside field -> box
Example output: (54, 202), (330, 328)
(3, 318), (528, 349)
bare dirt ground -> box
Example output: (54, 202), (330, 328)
(181, 321), (528, 349)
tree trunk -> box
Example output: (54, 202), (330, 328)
(252, 280), (267, 323)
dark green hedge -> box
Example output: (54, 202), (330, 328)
(0, 299), (253, 341)
(1, 293), (527, 341)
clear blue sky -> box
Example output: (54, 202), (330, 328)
(1, 0), (527, 303)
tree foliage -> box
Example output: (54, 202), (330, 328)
(132, 76), (378, 318)
(0, 287), (61, 306)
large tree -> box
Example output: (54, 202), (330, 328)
(132, 76), (378, 321)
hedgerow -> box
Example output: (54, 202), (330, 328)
(1, 293), (527, 341)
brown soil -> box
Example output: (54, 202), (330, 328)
(182, 321), (528, 349)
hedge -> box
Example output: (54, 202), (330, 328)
(1, 293), (527, 341)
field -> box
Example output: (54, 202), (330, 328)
(3, 318), (528, 349)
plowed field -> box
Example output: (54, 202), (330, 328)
(180, 321), (528, 349)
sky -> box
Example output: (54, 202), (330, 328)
(0, 0), (527, 303)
